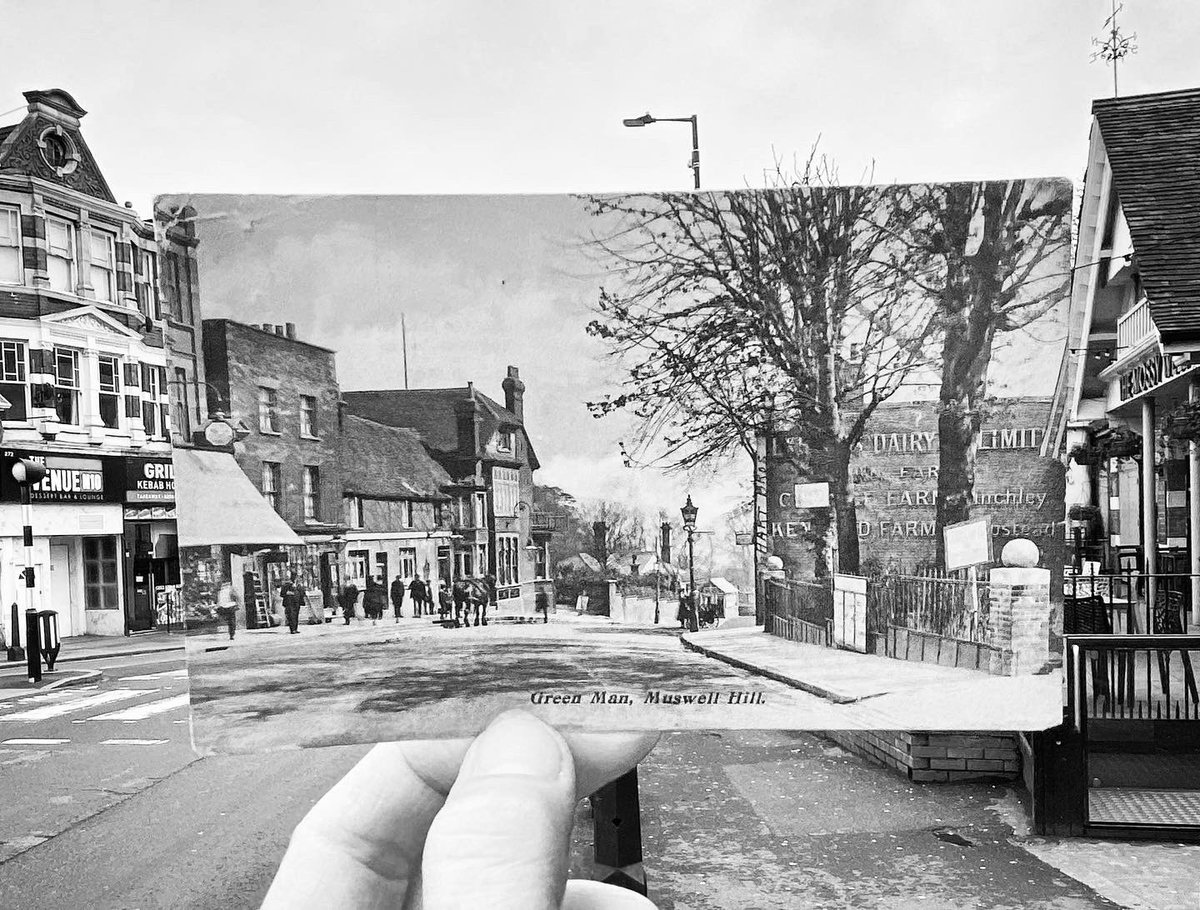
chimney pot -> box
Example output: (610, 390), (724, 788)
(275, 325), (285, 337)
(285, 322), (296, 340)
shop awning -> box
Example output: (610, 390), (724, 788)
(174, 448), (303, 548)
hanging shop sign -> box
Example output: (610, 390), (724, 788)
(1117, 352), (1197, 405)
(0, 449), (119, 503)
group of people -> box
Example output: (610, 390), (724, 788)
(337, 573), (499, 627)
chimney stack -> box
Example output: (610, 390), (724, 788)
(660, 522), (672, 567)
(502, 365), (525, 422)
(285, 322), (296, 340)
(274, 325), (285, 337)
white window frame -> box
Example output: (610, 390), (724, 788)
(398, 548), (417, 579)
(303, 465), (320, 521)
(299, 394), (318, 438)
(492, 467), (520, 518)
(46, 217), (76, 294)
(496, 533), (520, 587)
(473, 491), (488, 527)
(53, 347), (81, 425)
(97, 354), (121, 429)
(401, 500), (414, 529)
(0, 206), (21, 286)
(138, 248), (159, 319)
(0, 339), (28, 420)
(258, 386), (279, 434)
(88, 228), (116, 303)
(262, 461), (281, 513)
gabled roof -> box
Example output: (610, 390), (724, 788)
(1093, 87), (1200, 344)
(341, 415), (452, 500)
(343, 386), (540, 470)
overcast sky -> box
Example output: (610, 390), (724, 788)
(5, 1), (1199, 517)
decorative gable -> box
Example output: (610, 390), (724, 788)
(0, 90), (117, 204)
(42, 306), (143, 340)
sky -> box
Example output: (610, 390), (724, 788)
(4, 0), (1199, 520)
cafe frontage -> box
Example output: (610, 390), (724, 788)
(0, 449), (179, 638)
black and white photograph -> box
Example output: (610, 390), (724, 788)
(0, 3), (1198, 909)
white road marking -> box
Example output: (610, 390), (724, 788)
(91, 694), (189, 721)
(99, 738), (169, 745)
(0, 689), (148, 721)
(118, 670), (188, 681)
(2, 738), (69, 745)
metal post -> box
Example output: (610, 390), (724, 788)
(1189, 380), (1200, 630)
(687, 529), (698, 632)
(25, 609), (40, 683)
(1140, 399), (1157, 632)
(689, 116), (700, 190)
(591, 768), (646, 894)
(6, 602), (23, 661)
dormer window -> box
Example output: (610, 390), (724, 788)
(497, 429), (515, 454)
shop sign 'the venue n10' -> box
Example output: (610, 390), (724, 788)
(0, 450), (174, 505)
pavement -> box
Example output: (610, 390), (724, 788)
(681, 625), (1065, 730)
(2, 623), (1198, 909)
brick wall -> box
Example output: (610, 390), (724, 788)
(988, 567), (1054, 674)
(202, 319), (343, 531)
(823, 730), (1021, 782)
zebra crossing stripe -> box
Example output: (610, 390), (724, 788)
(99, 739), (169, 745)
(2, 738), (69, 745)
(0, 689), (148, 721)
(91, 694), (189, 721)
(118, 670), (188, 681)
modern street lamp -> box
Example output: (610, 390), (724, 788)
(680, 494), (699, 632)
(622, 112), (700, 190)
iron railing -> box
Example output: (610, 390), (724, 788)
(868, 573), (990, 644)
(764, 578), (833, 646)
(1064, 569), (1195, 635)
(1065, 634), (1200, 725)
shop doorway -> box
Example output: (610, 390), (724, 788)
(48, 542), (78, 637)
(126, 523), (155, 632)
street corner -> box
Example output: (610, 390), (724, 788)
(0, 665), (102, 694)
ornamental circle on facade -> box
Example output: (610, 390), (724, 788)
(37, 124), (81, 177)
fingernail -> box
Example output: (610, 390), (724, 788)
(459, 711), (569, 780)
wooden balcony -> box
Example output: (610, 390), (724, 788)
(1115, 298), (1156, 357)
(530, 510), (565, 532)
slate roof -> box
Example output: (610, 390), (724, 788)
(340, 414), (452, 500)
(1093, 87), (1200, 344)
(343, 386), (540, 470)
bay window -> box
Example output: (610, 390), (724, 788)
(496, 534), (520, 587)
(492, 467), (520, 517)
(0, 206), (20, 285)
(47, 217), (75, 293)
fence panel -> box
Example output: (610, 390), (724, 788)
(764, 578), (833, 646)
(868, 572), (990, 645)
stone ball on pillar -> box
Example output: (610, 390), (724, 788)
(1001, 538), (1040, 568)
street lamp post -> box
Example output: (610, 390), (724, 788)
(681, 495), (699, 632)
(622, 112), (700, 190)
(11, 458), (48, 682)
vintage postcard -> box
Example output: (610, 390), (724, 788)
(159, 182), (1073, 753)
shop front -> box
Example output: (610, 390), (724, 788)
(0, 448), (131, 637)
(122, 456), (180, 633)
(342, 530), (451, 609)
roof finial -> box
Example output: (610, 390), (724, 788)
(1092, 0), (1137, 97)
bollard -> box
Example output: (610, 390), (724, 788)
(25, 608), (41, 683)
(6, 602), (24, 662)
(591, 768), (647, 894)
(38, 610), (60, 671)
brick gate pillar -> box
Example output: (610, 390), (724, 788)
(988, 567), (1052, 675)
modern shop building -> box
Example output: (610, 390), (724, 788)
(1052, 86), (1200, 630)
(0, 89), (176, 637)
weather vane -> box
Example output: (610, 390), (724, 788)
(1091, 0), (1137, 97)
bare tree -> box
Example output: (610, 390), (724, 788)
(902, 180), (1072, 563)
(583, 160), (939, 575)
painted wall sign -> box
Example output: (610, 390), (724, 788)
(1117, 352), (1196, 404)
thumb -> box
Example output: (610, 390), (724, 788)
(420, 711), (576, 910)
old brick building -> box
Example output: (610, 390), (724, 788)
(340, 414), (453, 607)
(201, 319), (344, 608)
(343, 366), (552, 613)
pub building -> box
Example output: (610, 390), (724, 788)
(0, 89), (178, 637)
(1053, 86), (1200, 633)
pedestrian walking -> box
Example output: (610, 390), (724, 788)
(281, 573), (306, 634)
(340, 582), (359, 625)
(363, 576), (388, 625)
(437, 580), (452, 620)
(216, 581), (238, 640)
(409, 576), (426, 617)
(390, 574), (406, 622)
(677, 590), (691, 630)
